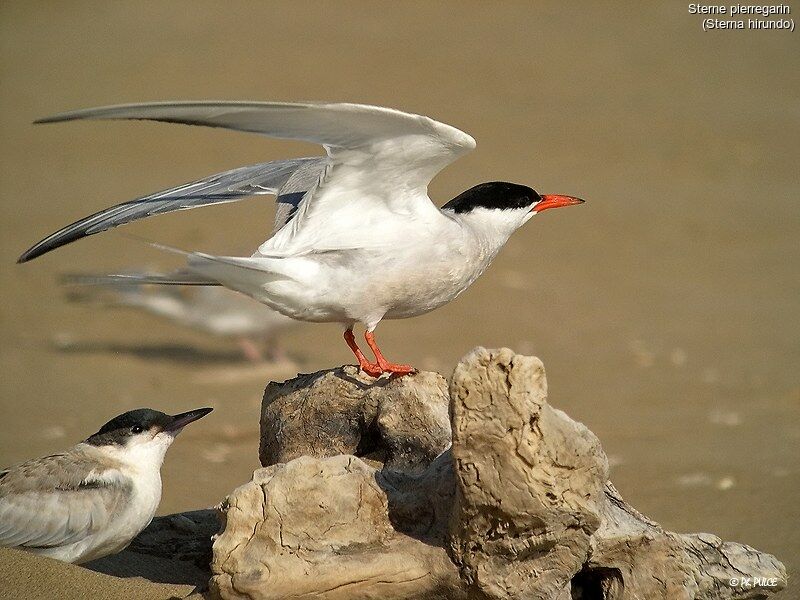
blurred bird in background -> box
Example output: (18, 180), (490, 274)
(61, 271), (297, 362)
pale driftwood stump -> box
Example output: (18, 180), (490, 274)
(210, 348), (787, 600)
(448, 352), (608, 599)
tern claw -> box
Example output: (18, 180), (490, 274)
(358, 361), (385, 378)
(344, 328), (416, 378)
(375, 361), (416, 376)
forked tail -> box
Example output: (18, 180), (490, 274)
(61, 235), (286, 307)
(61, 270), (220, 286)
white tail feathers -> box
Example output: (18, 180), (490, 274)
(186, 253), (286, 304)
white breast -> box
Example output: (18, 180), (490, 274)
(71, 436), (170, 563)
(96, 471), (161, 559)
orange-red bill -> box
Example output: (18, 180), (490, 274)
(533, 194), (585, 213)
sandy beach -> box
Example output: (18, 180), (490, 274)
(1, 2), (797, 597)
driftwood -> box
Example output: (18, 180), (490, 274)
(259, 368), (451, 474)
(210, 348), (787, 600)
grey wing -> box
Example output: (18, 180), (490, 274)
(0, 456), (130, 549)
(23, 101), (474, 262)
(33, 101), (474, 151)
(273, 157), (328, 234)
(18, 157), (325, 263)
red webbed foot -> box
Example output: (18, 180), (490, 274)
(344, 328), (418, 378)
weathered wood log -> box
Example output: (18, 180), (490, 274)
(260, 367), (451, 474)
(210, 348), (787, 599)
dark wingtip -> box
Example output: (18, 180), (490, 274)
(34, 110), (84, 125)
(33, 116), (64, 125)
(17, 249), (36, 264)
(17, 242), (48, 264)
(17, 218), (99, 264)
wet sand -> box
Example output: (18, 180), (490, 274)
(1, 2), (797, 596)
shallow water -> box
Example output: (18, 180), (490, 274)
(1, 2), (797, 592)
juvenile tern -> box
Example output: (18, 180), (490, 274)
(0, 407), (212, 563)
(18, 101), (584, 376)
(62, 271), (297, 361)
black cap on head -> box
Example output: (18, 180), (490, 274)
(441, 182), (541, 214)
(85, 407), (212, 446)
(85, 409), (171, 446)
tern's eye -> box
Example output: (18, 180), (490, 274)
(130, 425), (144, 434)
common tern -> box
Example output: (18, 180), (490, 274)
(19, 101), (584, 376)
(0, 407), (212, 563)
(62, 271), (297, 362)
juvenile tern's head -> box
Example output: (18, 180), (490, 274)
(85, 407), (213, 467)
(0, 406), (212, 564)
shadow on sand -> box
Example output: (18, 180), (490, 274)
(52, 340), (245, 366)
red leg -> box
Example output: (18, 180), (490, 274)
(238, 337), (264, 363)
(343, 329), (383, 377)
(364, 331), (416, 376)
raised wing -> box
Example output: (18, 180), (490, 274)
(0, 451), (130, 551)
(18, 158), (325, 263)
(22, 101), (476, 260)
(34, 101), (474, 153)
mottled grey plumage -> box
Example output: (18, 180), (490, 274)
(0, 447), (131, 555)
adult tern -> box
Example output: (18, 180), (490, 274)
(19, 101), (584, 376)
